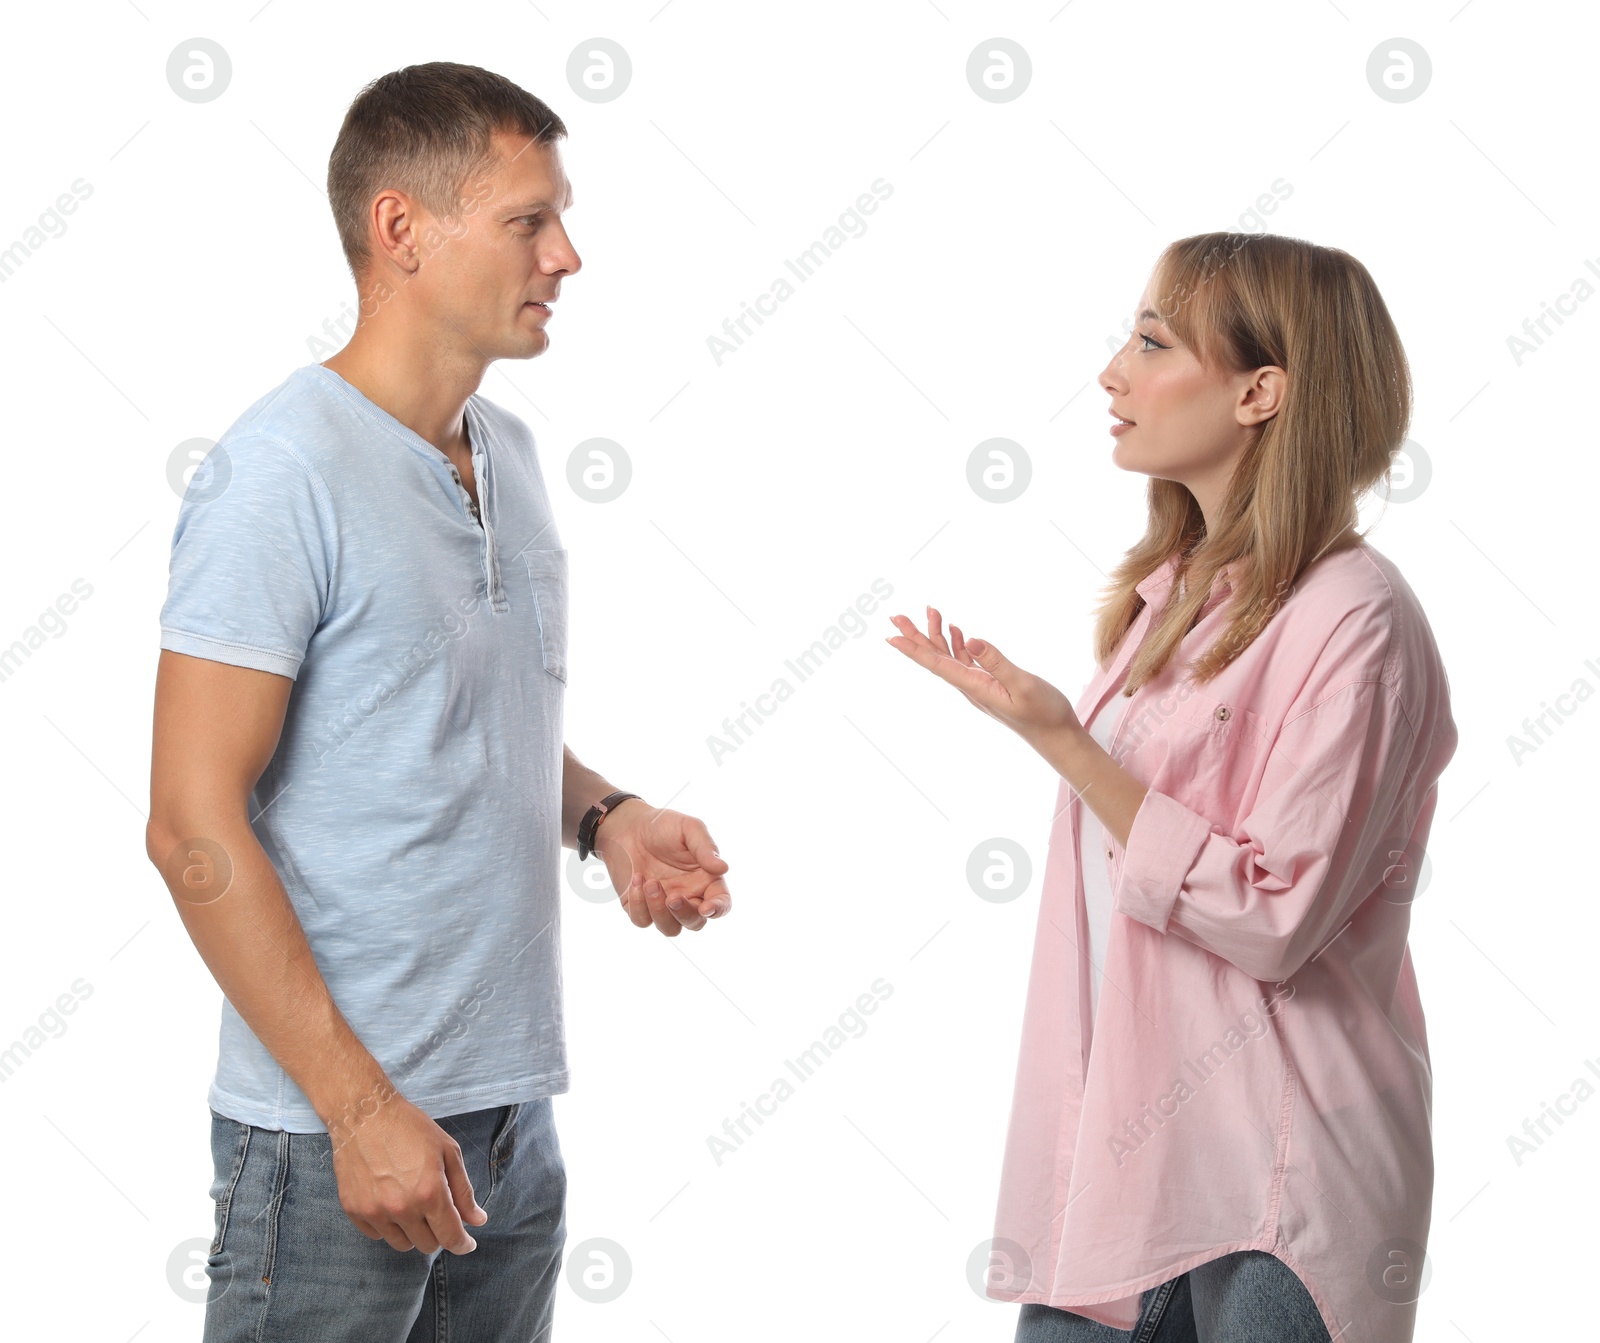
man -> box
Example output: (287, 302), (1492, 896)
(145, 61), (731, 1341)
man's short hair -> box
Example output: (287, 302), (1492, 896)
(327, 61), (567, 284)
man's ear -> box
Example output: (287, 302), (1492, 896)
(369, 188), (423, 276)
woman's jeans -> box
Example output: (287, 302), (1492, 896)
(201, 1099), (567, 1342)
(1015, 1251), (1332, 1343)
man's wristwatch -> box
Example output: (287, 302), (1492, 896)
(577, 791), (641, 861)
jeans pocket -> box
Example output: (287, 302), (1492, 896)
(208, 1111), (252, 1255)
(519, 547), (569, 683)
(489, 1102), (520, 1174)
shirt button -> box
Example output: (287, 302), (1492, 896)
(1105, 845), (1113, 860)
(1215, 705), (1231, 722)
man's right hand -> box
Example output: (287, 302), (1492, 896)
(327, 1091), (489, 1254)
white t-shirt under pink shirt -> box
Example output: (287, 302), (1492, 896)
(1081, 571), (1181, 1029)
(1080, 689), (1130, 1029)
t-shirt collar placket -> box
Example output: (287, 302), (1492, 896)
(469, 404), (508, 613)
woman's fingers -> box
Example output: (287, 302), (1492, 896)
(888, 613), (957, 670)
(886, 612), (928, 653)
(949, 621), (977, 668)
(933, 611), (986, 707)
(890, 606), (962, 659)
(887, 613), (1017, 730)
(887, 613), (990, 698)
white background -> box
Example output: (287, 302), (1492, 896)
(0, 1), (1593, 1339)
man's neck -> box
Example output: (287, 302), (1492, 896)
(322, 335), (483, 461)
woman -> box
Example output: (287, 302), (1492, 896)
(887, 232), (1457, 1343)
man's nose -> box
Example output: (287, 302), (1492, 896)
(549, 223), (581, 275)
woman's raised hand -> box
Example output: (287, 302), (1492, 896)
(885, 605), (1083, 749)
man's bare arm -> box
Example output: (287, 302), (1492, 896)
(146, 651), (384, 1120)
(560, 744), (647, 848)
(145, 649), (485, 1254)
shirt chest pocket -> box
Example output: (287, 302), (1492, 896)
(1147, 690), (1249, 800)
(518, 547), (569, 683)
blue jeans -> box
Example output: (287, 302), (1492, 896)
(1015, 1251), (1332, 1343)
(202, 1099), (566, 1342)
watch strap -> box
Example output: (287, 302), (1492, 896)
(578, 791), (641, 860)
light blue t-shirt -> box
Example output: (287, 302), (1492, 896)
(159, 362), (571, 1131)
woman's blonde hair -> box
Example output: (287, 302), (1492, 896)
(1095, 231), (1411, 694)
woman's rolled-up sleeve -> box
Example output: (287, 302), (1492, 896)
(1112, 677), (1419, 983)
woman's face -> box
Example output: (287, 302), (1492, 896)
(1098, 289), (1284, 525)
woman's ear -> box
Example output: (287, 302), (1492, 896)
(1238, 364), (1287, 426)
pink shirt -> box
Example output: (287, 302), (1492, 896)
(986, 541), (1457, 1343)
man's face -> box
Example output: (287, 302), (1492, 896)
(409, 129), (580, 362)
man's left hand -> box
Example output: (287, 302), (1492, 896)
(594, 802), (731, 936)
